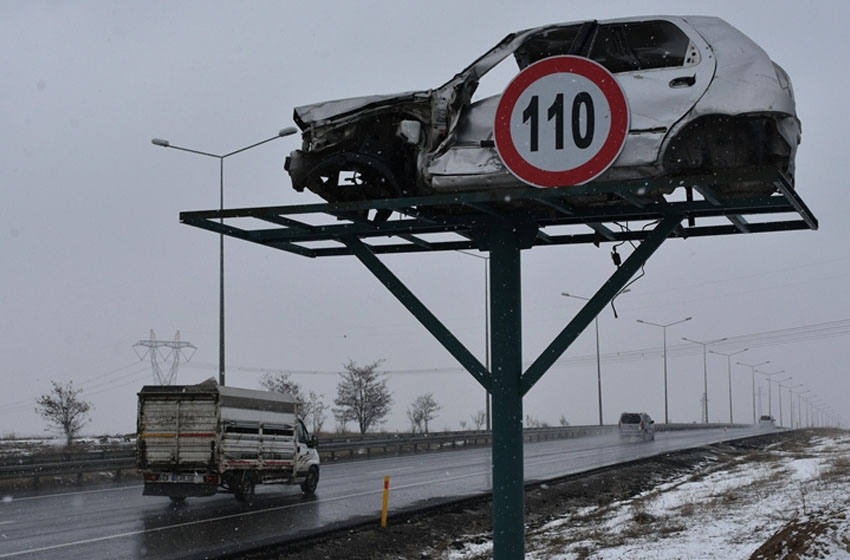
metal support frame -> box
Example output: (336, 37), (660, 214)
(180, 170), (816, 559)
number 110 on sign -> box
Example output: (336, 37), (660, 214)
(495, 56), (628, 187)
(522, 92), (594, 152)
(510, 73), (611, 173)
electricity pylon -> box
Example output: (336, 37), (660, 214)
(133, 330), (197, 385)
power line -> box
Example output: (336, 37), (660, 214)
(183, 318), (850, 377)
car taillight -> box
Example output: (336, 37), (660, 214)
(640, 421), (645, 430)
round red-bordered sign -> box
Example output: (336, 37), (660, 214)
(494, 56), (629, 187)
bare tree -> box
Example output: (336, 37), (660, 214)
(260, 372), (327, 434)
(525, 414), (543, 428)
(407, 393), (441, 434)
(306, 390), (328, 434)
(333, 360), (393, 434)
(333, 409), (351, 434)
(471, 410), (487, 431)
(35, 381), (92, 447)
(406, 406), (421, 433)
(559, 414), (570, 427)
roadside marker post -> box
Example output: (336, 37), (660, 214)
(381, 475), (391, 528)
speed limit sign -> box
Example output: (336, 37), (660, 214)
(494, 55), (629, 187)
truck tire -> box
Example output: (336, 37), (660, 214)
(301, 466), (319, 494)
(233, 472), (256, 503)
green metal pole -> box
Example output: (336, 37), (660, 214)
(488, 223), (525, 559)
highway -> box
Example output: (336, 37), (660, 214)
(0, 426), (774, 559)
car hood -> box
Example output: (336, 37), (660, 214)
(293, 91), (431, 128)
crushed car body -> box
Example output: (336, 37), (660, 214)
(286, 16), (799, 209)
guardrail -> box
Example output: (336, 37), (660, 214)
(1, 423), (749, 488)
(0, 448), (137, 487)
(318, 425), (614, 461)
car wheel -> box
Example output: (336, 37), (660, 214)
(303, 152), (403, 207)
(169, 496), (186, 504)
(301, 466), (319, 495)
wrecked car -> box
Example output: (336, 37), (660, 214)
(285, 16), (799, 210)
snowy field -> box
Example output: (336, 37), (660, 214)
(449, 432), (850, 560)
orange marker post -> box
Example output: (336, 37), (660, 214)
(380, 475), (391, 527)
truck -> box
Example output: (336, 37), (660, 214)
(136, 378), (320, 503)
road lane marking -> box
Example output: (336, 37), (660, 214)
(364, 466), (413, 475)
(0, 485), (142, 503)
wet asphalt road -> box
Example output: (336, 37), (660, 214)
(0, 426), (772, 559)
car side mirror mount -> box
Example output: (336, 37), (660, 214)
(308, 435), (319, 449)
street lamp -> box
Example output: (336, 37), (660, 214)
(562, 291), (629, 426)
(682, 336), (728, 423)
(787, 385), (805, 428)
(756, 369), (785, 419)
(458, 250), (491, 431)
(737, 360), (770, 424)
(636, 316), (692, 424)
(709, 347), (748, 423)
(774, 377), (792, 427)
(152, 127), (298, 386)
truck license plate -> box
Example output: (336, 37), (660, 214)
(171, 474), (197, 482)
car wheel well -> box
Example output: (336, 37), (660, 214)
(662, 114), (794, 196)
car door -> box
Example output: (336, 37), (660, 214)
(295, 420), (313, 476)
(588, 17), (716, 166)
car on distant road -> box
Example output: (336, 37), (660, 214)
(758, 415), (776, 428)
(619, 412), (655, 441)
(286, 16), (799, 216)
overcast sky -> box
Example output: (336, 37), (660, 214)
(2, 1), (848, 437)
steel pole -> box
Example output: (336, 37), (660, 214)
(702, 345), (708, 423)
(595, 316), (602, 426)
(727, 355), (733, 423)
(751, 369), (755, 423)
(768, 378), (772, 417)
(663, 327), (669, 424)
(488, 224), (524, 559)
(485, 257), (491, 431)
(638, 316), (690, 424)
(219, 157), (225, 386)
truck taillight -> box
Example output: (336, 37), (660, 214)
(204, 474), (218, 484)
(144, 473), (158, 481)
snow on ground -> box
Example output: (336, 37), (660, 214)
(447, 433), (850, 560)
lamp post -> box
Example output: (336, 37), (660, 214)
(636, 316), (692, 424)
(709, 347), (748, 423)
(458, 251), (491, 431)
(756, 369), (785, 419)
(790, 386), (807, 428)
(774, 377), (792, 427)
(562, 291), (629, 426)
(737, 360), (770, 424)
(682, 336), (728, 423)
(152, 127), (298, 386)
